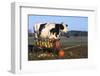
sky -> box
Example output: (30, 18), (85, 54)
(28, 15), (88, 33)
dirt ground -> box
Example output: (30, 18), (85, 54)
(28, 45), (88, 60)
(28, 36), (88, 60)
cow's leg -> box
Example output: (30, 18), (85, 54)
(57, 35), (60, 39)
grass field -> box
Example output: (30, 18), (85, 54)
(28, 36), (88, 60)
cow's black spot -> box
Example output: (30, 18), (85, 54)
(59, 24), (64, 30)
(55, 24), (60, 36)
(38, 23), (46, 37)
(50, 28), (58, 37)
(50, 24), (60, 37)
(50, 28), (56, 34)
(39, 23), (46, 31)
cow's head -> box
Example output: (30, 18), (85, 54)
(49, 22), (68, 39)
(59, 22), (68, 33)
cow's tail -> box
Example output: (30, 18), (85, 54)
(33, 24), (38, 38)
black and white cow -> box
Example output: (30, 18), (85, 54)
(33, 22), (68, 39)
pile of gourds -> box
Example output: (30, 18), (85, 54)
(35, 39), (53, 48)
(35, 38), (65, 58)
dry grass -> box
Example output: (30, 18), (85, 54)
(28, 36), (88, 60)
(28, 45), (88, 60)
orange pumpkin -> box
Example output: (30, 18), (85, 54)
(59, 50), (64, 57)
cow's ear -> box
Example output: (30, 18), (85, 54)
(61, 22), (64, 24)
(66, 24), (68, 27)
